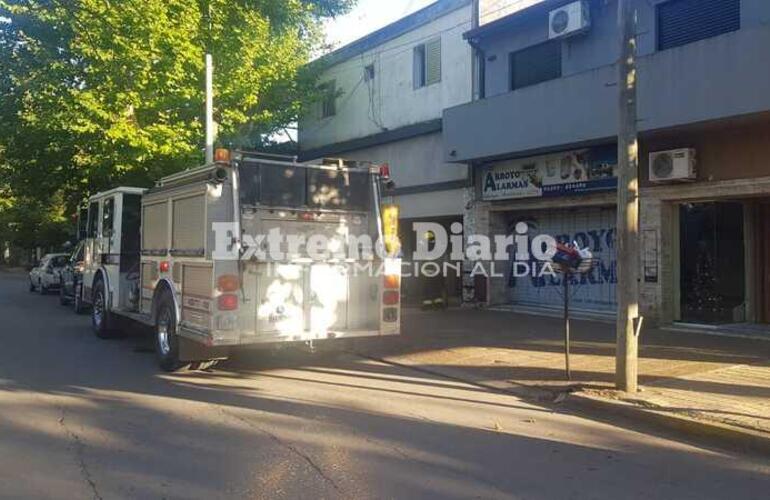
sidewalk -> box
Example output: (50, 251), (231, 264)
(353, 308), (770, 453)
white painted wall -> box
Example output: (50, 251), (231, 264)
(299, 4), (473, 150)
(338, 132), (468, 218)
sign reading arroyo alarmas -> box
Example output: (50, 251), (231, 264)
(481, 147), (618, 201)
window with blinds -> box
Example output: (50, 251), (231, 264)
(510, 40), (562, 91)
(413, 38), (441, 89)
(657, 0), (740, 51)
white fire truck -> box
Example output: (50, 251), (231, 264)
(79, 151), (401, 371)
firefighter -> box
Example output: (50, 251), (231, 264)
(420, 230), (447, 310)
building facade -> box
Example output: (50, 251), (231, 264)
(299, 0), (474, 305)
(443, 0), (770, 327)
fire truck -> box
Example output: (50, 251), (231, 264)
(79, 151), (401, 371)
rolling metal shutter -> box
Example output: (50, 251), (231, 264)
(508, 207), (617, 314)
(510, 40), (562, 91)
(657, 0), (740, 51)
(172, 195), (205, 254)
(142, 202), (168, 252)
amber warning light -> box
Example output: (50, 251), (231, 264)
(214, 148), (230, 163)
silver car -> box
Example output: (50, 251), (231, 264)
(28, 253), (69, 294)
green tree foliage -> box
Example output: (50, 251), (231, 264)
(0, 0), (351, 251)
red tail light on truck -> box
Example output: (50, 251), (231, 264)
(217, 294), (239, 311)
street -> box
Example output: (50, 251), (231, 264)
(0, 271), (768, 500)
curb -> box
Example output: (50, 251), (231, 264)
(352, 350), (558, 402)
(355, 349), (770, 457)
(566, 392), (770, 457)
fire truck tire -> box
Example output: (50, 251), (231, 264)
(154, 293), (186, 372)
(28, 279), (35, 292)
(92, 279), (117, 339)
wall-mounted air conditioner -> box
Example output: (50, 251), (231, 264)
(549, 1), (591, 40)
(649, 148), (697, 183)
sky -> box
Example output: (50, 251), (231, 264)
(323, 0), (437, 50)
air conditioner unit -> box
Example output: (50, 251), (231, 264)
(649, 149), (697, 183)
(549, 1), (591, 40)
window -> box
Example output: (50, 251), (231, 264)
(72, 241), (85, 262)
(413, 38), (441, 89)
(364, 64), (375, 82)
(510, 40), (561, 91)
(51, 255), (68, 268)
(320, 81), (336, 118)
(102, 197), (115, 236)
(87, 202), (99, 238)
(238, 163), (372, 212)
(307, 169), (370, 212)
(78, 208), (88, 240)
(121, 194), (142, 254)
(657, 0), (740, 51)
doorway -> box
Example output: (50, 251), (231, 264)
(679, 202), (745, 324)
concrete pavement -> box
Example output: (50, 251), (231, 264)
(352, 307), (770, 453)
(1, 269), (769, 499)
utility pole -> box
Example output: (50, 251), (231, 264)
(616, 0), (640, 393)
(205, 53), (215, 164)
(204, 1), (215, 164)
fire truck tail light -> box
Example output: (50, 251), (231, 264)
(380, 164), (391, 178)
(218, 294), (239, 311)
(217, 275), (239, 292)
(384, 274), (400, 290)
(383, 291), (400, 306)
(159, 261), (170, 273)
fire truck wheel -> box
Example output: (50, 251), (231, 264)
(92, 279), (116, 339)
(155, 294), (186, 372)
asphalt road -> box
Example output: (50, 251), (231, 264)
(0, 271), (768, 499)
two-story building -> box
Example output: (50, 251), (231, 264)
(299, 0), (474, 305)
(443, 0), (770, 328)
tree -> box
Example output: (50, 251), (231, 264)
(0, 0), (352, 250)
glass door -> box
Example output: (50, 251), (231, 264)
(679, 202), (745, 324)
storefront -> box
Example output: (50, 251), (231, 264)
(639, 117), (770, 328)
(472, 144), (619, 314)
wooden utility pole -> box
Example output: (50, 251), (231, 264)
(616, 0), (640, 393)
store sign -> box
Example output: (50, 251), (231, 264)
(481, 147), (618, 201)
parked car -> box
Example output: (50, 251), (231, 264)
(28, 253), (69, 294)
(59, 241), (87, 313)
